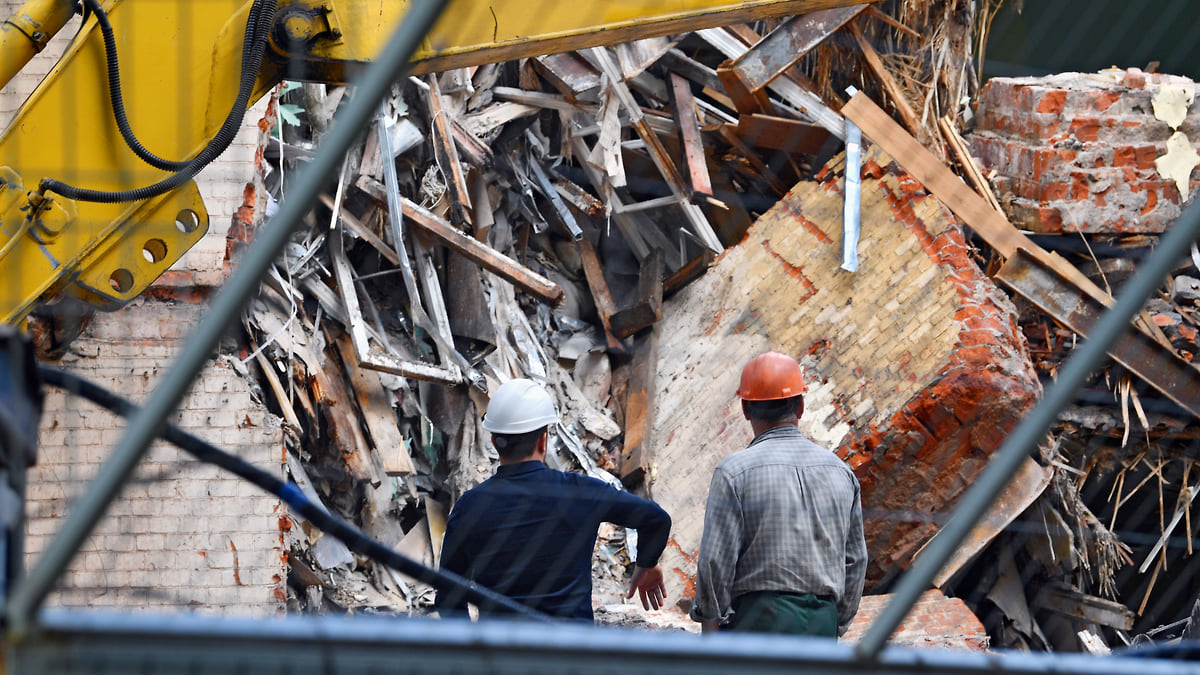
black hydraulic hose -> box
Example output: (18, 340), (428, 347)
(39, 0), (278, 203)
(38, 365), (550, 621)
(80, 0), (265, 173)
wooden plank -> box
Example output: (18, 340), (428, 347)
(696, 26), (846, 139)
(736, 113), (830, 155)
(716, 63), (770, 114)
(425, 75), (472, 226)
(938, 114), (1003, 213)
(577, 238), (618, 326)
(577, 238), (624, 352)
(312, 331), (383, 488)
(610, 248), (664, 339)
(670, 73), (714, 199)
(728, 5), (867, 92)
(533, 52), (601, 99)
(332, 331), (415, 476)
(664, 250), (714, 298)
(1034, 584), (1135, 631)
(493, 86), (591, 115)
(620, 326), (659, 487)
(659, 48), (723, 91)
(355, 176), (564, 306)
(716, 123), (791, 195)
(848, 20), (921, 137)
(319, 193), (399, 266)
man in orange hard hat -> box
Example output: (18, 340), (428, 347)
(690, 352), (867, 637)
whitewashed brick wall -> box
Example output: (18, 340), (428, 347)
(28, 300), (286, 614)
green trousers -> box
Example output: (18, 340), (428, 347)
(724, 591), (838, 637)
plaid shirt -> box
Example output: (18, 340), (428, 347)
(690, 425), (867, 634)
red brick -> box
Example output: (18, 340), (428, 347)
(1142, 189), (1158, 215)
(1122, 67), (1146, 89)
(1038, 207), (1064, 232)
(1036, 90), (1067, 114)
(1093, 90), (1121, 112)
(1113, 145), (1137, 167)
(1069, 117), (1100, 143)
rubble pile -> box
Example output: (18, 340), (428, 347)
(229, 0), (1200, 653)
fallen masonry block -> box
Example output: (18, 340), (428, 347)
(648, 146), (1042, 609)
(969, 69), (1200, 234)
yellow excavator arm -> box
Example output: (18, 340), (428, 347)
(0, 0), (864, 325)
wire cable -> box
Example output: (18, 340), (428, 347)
(38, 0), (278, 203)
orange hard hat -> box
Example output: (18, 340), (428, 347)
(737, 351), (807, 400)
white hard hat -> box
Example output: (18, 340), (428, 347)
(482, 378), (558, 434)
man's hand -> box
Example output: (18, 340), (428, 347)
(626, 565), (666, 610)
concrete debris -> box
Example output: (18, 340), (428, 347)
(227, 4), (1200, 654)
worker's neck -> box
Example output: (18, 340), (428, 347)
(498, 436), (548, 466)
(750, 418), (798, 438)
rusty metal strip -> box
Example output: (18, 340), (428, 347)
(997, 247), (1200, 419)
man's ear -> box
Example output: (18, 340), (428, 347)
(795, 396), (805, 420)
(741, 399), (751, 421)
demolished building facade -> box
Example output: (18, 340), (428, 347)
(15, 0), (1200, 656)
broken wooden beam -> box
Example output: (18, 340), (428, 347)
(735, 113), (830, 155)
(576, 238), (627, 352)
(610, 248), (664, 339)
(588, 46), (723, 253)
(848, 20), (921, 137)
(1033, 584), (1135, 631)
(620, 326), (659, 487)
(332, 331), (416, 476)
(356, 176), (564, 306)
(663, 248), (715, 298)
(669, 73), (714, 199)
(697, 26), (846, 139)
(727, 5), (867, 93)
(425, 75), (472, 226)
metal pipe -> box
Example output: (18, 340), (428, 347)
(855, 198), (1200, 660)
(0, 0), (73, 90)
(4, 0), (451, 638)
(16, 608), (1200, 675)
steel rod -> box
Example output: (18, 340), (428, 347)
(5, 0), (450, 637)
(855, 198), (1200, 659)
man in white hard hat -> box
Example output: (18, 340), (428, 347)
(436, 378), (672, 621)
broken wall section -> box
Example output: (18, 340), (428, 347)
(649, 146), (1041, 609)
(970, 69), (1200, 233)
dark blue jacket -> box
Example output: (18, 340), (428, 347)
(436, 460), (671, 621)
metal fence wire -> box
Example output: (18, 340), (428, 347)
(3, 0), (1200, 672)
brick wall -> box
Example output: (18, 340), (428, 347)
(969, 69), (1199, 233)
(648, 147), (1040, 610)
(3, 1), (285, 614)
(842, 590), (989, 651)
(29, 300), (286, 614)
